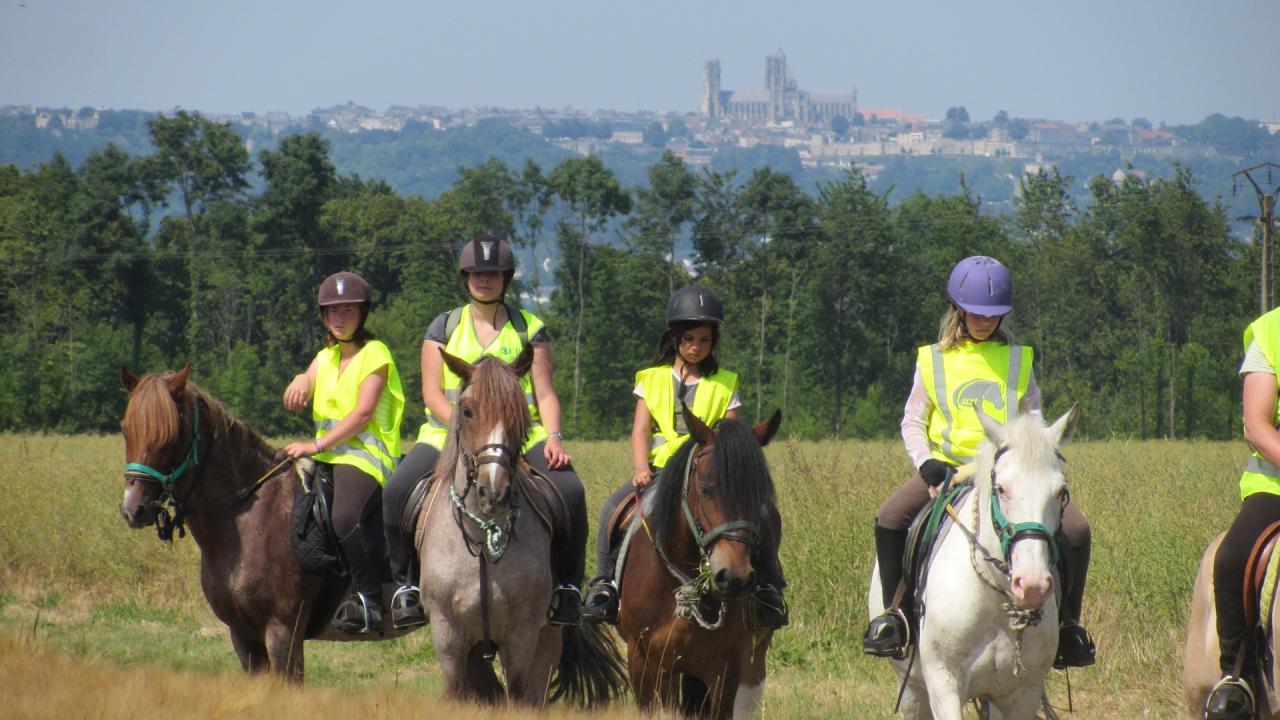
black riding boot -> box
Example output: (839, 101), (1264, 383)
(1205, 674), (1256, 720)
(386, 521), (426, 630)
(333, 525), (385, 634)
(582, 573), (619, 624)
(1055, 541), (1095, 668)
(863, 524), (910, 658)
(753, 515), (789, 630)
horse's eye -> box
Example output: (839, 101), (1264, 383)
(995, 484), (1008, 500)
(461, 406), (475, 420)
(1059, 487), (1070, 504)
(698, 485), (714, 499)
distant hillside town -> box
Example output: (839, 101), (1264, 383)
(4, 48), (1277, 178)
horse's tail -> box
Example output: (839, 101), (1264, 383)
(548, 621), (628, 708)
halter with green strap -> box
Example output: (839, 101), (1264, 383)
(123, 398), (201, 540)
(987, 446), (1062, 566)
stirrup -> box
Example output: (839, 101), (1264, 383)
(1054, 620), (1096, 669)
(390, 585), (428, 630)
(548, 584), (583, 626)
(1204, 675), (1255, 720)
(582, 578), (619, 624)
(863, 608), (911, 659)
(752, 584), (790, 629)
(333, 592), (382, 635)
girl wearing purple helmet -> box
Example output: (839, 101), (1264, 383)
(861, 256), (1095, 669)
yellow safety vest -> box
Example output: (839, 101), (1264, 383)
(1239, 307), (1280, 498)
(918, 340), (1033, 464)
(416, 305), (548, 453)
(312, 340), (404, 485)
(637, 366), (738, 468)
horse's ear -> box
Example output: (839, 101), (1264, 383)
(441, 348), (474, 384)
(684, 402), (715, 445)
(165, 363), (191, 397)
(753, 409), (782, 447)
(1017, 393), (1036, 418)
(976, 405), (1008, 447)
(1049, 404), (1080, 447)
(510, 344), (534, 378)
(119, 366), (139, 393)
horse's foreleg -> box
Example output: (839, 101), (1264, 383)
(428, 613), (471, 700)
(501, 622), (554, 707)
(919, 662), (966, 720)
(264, 616), (305, 684)
(629, 641), (677, 713)
(228, 626), (269, 675)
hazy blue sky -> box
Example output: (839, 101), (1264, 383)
(1, 0), (1274, 124)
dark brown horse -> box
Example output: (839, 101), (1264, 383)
(117, 364), (414, 682)
(617, 408), (782, 719)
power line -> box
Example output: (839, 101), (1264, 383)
(1233, 162), (1280, 313)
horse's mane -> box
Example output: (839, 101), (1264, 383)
(436, 356), (532, 478)
(646, 419), (776, 542)
(123, 371), (276, 467)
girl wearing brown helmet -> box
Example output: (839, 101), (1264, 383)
(281, 270), (405, 635)
(381, 234), (586, 629)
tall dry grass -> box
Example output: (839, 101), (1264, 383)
(0, 432), (1243, 718)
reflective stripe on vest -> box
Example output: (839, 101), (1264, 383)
(637, 366), (738, 468)
(1240, 307), (1280, 498)
(416, 305), (548, 452)
(922, 342), (1031, 464)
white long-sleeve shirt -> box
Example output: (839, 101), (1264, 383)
(899, 365), (1042, 468)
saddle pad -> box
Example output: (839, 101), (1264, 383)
(1246, 520), (1280, 630)
(516, 463), (567, 534)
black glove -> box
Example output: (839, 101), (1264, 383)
(919, 459), (955, 487)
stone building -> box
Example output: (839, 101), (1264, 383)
(702, 50), (858, 124)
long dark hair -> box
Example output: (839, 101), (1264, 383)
(653, 321), (720, 376)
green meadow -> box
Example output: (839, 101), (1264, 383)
(0, 433), (1239, 718)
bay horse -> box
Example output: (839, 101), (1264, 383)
(868, 406), (1079, 720)
(1184, 534), (1280, 718)
(616, 406), (782, 719)
(117, 364), (417, 683)
(416, 348), (626, 708)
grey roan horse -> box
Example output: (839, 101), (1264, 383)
(416, 348), (626, 707)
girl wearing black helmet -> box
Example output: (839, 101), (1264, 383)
(281, 271), (406, 635)
(861, 256), (1094, 669)
(380, 234), (587, 629)
(582, 285), (789, 628)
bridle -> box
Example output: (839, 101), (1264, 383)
(123, 396), (203, 541)
(682, 444), (761, 552)
(449, 441), (520, 561)
(987, 446), (1066, 567)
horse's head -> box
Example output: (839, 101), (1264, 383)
(118, 364), (199, 530)
(675, 406), (781, 598)
(977, 403), (1079, 610)
(440, 347), (532, 515)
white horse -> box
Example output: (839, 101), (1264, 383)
(869, 406), (1079, 720)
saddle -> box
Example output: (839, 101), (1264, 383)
(1244, 521), (1280, 633)
(290, 459), (343, 575)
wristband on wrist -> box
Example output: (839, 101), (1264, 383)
(314, 438), (323, 453)
(548, 431), (565, 440)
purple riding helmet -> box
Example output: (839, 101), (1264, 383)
(947, 256), (1013, 316)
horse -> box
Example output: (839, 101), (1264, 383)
(117, 364), (417, 683)
(1184, 533), (1280, 718)
(615, 406), (783, 719)
(868, 406), (1079, 720)
(415, 348), (627, 708)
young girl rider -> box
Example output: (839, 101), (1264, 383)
(282, 271), (405, 634)
(1201, 305), (1280, 720)
(861, 256), (1095, 668)
(380, 234), (587, 629)
(581, 284), (788, 629)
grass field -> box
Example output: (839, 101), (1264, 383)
(0, 431), (1242, 718)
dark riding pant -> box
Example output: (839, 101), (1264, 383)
(1214, 491), (1280, 675)
(382, 440), (587, 589)
(331, 464), (385, 604)
(875, 470), (1091, 621)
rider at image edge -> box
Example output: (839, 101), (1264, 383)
(861, 255), (1096, 669)
(380, 234), (588, 629)
(1201, 304), (1280, 720)
(281, 271), (406, 635)
(582, 284), (789, 628)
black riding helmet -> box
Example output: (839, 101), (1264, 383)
(666, 285), (724, 325)
(458, 234), (516, 303)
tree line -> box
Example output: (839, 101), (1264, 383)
(0, 111), (1259, 443)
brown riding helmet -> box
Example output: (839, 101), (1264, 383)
(317, 271), (372, 307)
(459, 234), (516, 273)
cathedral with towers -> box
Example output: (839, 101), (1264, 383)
(701, 50), (859, 124)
